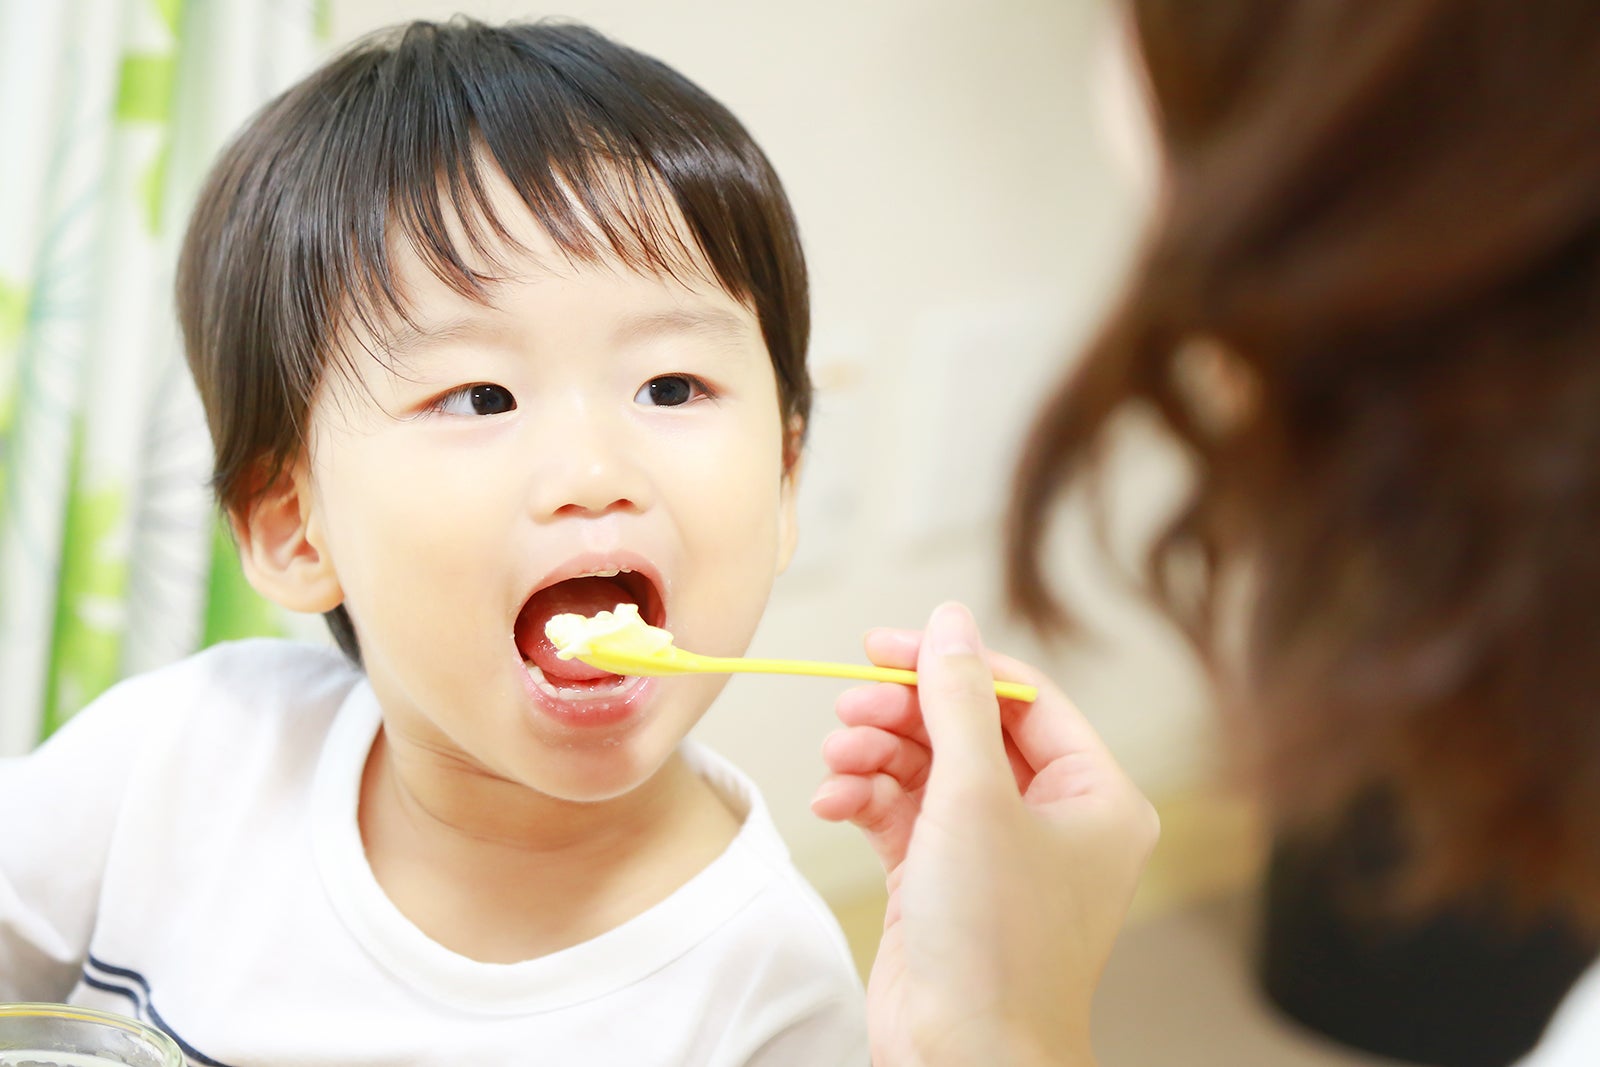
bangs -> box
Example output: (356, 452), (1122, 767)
(284, 18), (804, 376)
(178, 15), (809, 536)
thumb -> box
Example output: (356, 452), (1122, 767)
(917, 601), (1012, 785)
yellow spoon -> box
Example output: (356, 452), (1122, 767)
(545, 604), (1039, 702)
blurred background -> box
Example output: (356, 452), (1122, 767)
(0, 1), (1394, 1062)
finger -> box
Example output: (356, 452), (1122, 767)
(914, 601), (1012, 784)
(810, 772), (918, 873)
(835, 683), (932, 749)
(838, 686), (1039, 795)
(1002, 729), (1037, 794)
(839, 685), (1031, 794)
(864, 616), (1116, 789)
(809, 773), (874, 822)
(987, 654), (1115, 773)
(862, 627), (920, 670)
(867, 628), (1041, 704)
(821, 726), (932, 793)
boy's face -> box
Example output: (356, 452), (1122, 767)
(291, 171), (799, 803)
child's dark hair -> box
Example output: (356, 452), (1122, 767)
(177, 18), (811, 664)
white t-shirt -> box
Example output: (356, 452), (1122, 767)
(1518, 962), (1600, 1065)
(0, 640), (867, 1066)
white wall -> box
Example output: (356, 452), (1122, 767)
(329, 0), (1213, 899)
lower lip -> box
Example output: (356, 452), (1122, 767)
(518, 664), (655, 730)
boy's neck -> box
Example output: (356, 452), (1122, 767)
(357, 726), (741, 963)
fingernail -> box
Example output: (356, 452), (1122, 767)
(810, 783), (843, 812)
(927, 601), (978, 655)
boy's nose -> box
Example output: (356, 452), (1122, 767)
(524, 406), (650, 520)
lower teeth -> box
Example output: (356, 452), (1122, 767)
(524, 661), (628, 699)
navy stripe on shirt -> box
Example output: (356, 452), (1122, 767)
(83, 954), (237, 1067)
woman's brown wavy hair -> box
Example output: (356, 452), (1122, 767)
(1008, 0), (1600, 919)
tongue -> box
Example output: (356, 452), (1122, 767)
(517, 576), (638, 683)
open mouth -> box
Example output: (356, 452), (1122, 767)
(514, 568), (664, 695)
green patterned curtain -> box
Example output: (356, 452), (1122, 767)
(0, 0), (327, 753)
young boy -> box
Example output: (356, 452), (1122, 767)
(0, 19), (866, 1065)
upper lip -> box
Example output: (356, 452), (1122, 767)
(519, 550), (668, 628)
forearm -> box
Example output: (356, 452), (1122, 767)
(883, 1027), (1096, 1067)
(891, 1047), (1095, 1067)
(989, 1033), (1096, 1067)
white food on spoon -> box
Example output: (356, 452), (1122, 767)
(544, 603), (675, 663)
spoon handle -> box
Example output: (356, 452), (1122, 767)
(691, 653), (1038, 702)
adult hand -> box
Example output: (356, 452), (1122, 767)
(812, 602), (1158, 1067)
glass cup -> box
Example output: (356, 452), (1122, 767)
(0, 1004), (183, 1067)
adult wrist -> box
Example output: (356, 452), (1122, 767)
(1006, 1033), (1096, 1067)
(1000, 1012), (1096, 1067)
(909, 1027), (1095, 1067)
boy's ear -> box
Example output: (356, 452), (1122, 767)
(232, 459), (344, 614)
(776, 420), (804, 575)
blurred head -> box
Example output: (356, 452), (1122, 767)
(178, 18), (811, 664)
(1010, 0), (1600, 918)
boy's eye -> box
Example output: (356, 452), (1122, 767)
(635, 375), (708, 408)
(434, 383), (516, 416)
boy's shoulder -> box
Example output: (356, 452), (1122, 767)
(100, 636), (355, 707)
(6, 640), (365, 911)
(54, 638), (362, 768)
(161, 636), (360, 713)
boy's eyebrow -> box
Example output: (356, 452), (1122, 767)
(376, 306), (755, 364)
(613, 307), (756, 348)
(378, 314), (495, 363)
